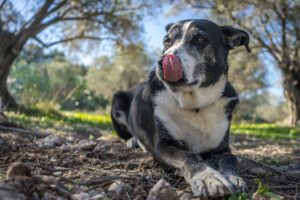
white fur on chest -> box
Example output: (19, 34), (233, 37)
(154, 89), (232, 153)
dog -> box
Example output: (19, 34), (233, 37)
(111, 19), (250, 199)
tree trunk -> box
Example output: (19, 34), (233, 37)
(0, 57), (19, 110)
(0, 30), (20, 110)
(283, 76), (300, 126)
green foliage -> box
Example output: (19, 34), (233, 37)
(8, 42), (153, 112)
(86, 43), (153, 101)
(228, 192), (247, 200)
(6, 110), (112, 131)
(8, 45), (108, 111)
(60, 81), (109, 111)
(2, 0), (158, 48)
(8, 105), (299, 141)
(233, 91), (289, 123)
(254, 179), (283, 200)
(231, 123), (300, 139)
(228, 49), (266, 96)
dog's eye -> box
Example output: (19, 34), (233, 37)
(191, 34), (208, 46)
(197, 37), (206, 43)
(163, 37), (172, 46)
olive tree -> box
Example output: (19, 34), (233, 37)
(0, 0), (155, 109)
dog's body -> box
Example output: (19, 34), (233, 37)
(111, 19), (250, 198)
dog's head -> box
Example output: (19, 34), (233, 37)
(156, 19), (250, 91)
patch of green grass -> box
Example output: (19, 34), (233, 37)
(253, 179), (283, 200)
(231, 123), (300, 140)
(228, 192), (247, 200)
(5, 109), (113, 131)
(6, 108), (300, 140)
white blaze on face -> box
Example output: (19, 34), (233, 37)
(163, 21), (204, 85)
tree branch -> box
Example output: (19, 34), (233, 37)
(48, 0), (68, 14)
(16, 0), (55, 50)
(258, 14), (281, 54)
(37, 10), (105, 34)
(22, 0), (68, 33)
(0, 0), (7, 10)
(226, 11), (282, 63)
(280, 1), (289, 67)
(33, 35), (113, 48)
(187, 1), (214, 9)
(25, 0), (54, 33)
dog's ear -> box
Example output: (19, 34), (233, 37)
(165, 23), (174, 32)
(221, 26), (251, 52)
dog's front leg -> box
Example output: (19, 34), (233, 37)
(154, 140), (237, 199)
(205, 152), (246, 192)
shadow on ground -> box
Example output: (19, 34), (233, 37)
(0, 113), (299, 199)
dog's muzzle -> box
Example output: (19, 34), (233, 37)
(162, 54), (183, 82)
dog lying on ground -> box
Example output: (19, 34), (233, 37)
(111, 19), (250, 199)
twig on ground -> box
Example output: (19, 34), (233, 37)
(0, 125), (48, 138)
(59, 176), (75, 184)
(78, 175), (137, 186)
(269, 185), (298, 189)
(283, 172), (300, 179)
(239, 165), (252, 173)
(49, 184), (70, 198)
(270, 188), (298, 198)
(27, 162), (71, 172)
(266, 178), (298, 184)
(238, 156), (300, 182)
(238, 156), (285, 174)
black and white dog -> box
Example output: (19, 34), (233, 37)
(111, 19), (250, 199)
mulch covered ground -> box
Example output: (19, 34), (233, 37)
(0, 124), (299, 200)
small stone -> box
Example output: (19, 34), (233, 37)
(71, 192), (90, 200)
(43, 192), (58, 200)
(52, 171), (62, 176)
(289, 160), (300, 169)
(77, 140), (97, 151)
(88, 190), (99, 197)
(125, 163), (138, 170)
(38, 135), (64, 148)
(90, 192), (108, 200)
(108, 181), (132, 197)
(147, 179), (177, 200)
(0, 139), (9, 151)
(50, 157), (59, 163)
(60, 143), (72, 151)
(0, 189), (26, 200)
(61, 157), (73, 166)
(180, 192), (192, 200)
(6, 162), (31, 178)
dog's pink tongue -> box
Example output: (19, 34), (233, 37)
(162, 54), (183, 82)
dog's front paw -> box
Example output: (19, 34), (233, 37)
(227, 175), (246, 192)
(189, 170), (234, 199)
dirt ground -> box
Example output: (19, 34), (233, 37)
(0, 125), (299, 200)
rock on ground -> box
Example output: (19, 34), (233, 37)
(76, 139), (97, 151)
(108, 180), (132, 198)
(37, 135), (64, 148)
(147, 179), (177, 200)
